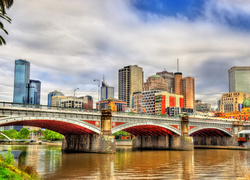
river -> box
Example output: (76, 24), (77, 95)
(0, 145), (250, 179)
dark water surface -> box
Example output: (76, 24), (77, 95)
(1, 145), (250, 179)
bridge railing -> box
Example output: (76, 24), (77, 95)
(0, 101), (101, 114)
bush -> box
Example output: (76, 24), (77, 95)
(4, 149), (14, 165)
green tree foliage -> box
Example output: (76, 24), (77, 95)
(16, 128), (30, 139)
(0, 0), (14, 45)
(0, 129), (17, 139)
(113, 130), (129, 136)
(43, 130), (64, 141)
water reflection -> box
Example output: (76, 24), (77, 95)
(1, 145), (250, 179)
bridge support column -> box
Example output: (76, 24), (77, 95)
(232, 121), (244, 146)
(62, 109), (116, 153)
(171, 116), (194, 151)
(132, 135), (170, 150)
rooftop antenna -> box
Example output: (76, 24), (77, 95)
(177, 59), (179, 72)
(103, 75), (105, 82)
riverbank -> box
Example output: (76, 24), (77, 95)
(0, 141), (62, 146)
(195, 145), (250, 150)
(0, 150), (40, 179)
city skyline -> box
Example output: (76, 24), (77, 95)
(0, 0), (250, 108)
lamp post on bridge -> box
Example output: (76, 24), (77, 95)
(74, 88), (79, 97)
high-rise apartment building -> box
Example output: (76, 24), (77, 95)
(101, 81), (114, 101)
(156, 70), (175, 93)
(143, 75), (168, 92)
(174, 72), (195, 109)
(48, 90), (64, 106)
(118, 65), (143, 108)
(229, 66), (250, 94)
(181, 77), (195, 109)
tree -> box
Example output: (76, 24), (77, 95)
(16, 128), (30, 139)
(0, 129), (17, 139)
(43, 130), (64, 141)
(0, 0), (14, 45)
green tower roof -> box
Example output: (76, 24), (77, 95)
(151, 75), (161, 78)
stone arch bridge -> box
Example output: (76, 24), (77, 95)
(0, 102), (245, 153)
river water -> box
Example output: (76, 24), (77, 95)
(1, 145), (250, 179)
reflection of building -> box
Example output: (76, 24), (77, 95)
(132, 92), (142, 113)
(156, 70), (175, 93)
(101, 81), (114, 101)
(155, 92), (184, 115)
(48, 90), (64, 106)
(118, 65), (143, 108)
(229, 66), (250, 94)
(12, 59), (41, 131)
(143, 75), (168, 91)
(141, 90), (161, 114)
(195, 100), (212, 112)
(96, 99), (127, 111)
(219, 92), (250, 113)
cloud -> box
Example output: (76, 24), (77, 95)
(0, 0), (250, 109)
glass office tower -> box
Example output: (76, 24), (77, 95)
(13, 60), (30, 104)
(101, 81), (114, 101)
(29, 79), (41, 105)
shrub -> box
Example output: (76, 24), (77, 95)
(4, 149), (14, 165)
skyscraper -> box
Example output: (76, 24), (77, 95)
(13, 59), (41, 131)
(229, 66), (250, 94)
(48, 90), (64, 106)
(101, 81), (114, 101)
(13, 60), (30, 104)
(29, 79), (41, 105)
(118, 65), (143, 108)
(174, 72), (195, 110)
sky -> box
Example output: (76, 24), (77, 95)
(0, 0), (250, 108)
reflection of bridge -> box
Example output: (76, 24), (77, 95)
(0, 102), (246, 153)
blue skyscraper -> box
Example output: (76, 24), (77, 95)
(101, 81), (114, 101)
(13, 60), (30, 104)
(29, 79), (41, 105)
(12, 59), (41, 131)
(48, 90), (64, 106)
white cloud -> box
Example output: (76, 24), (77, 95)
(0, 0), (250, 109)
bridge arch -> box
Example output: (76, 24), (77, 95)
(0, 116), (101, 135)
(112, 122), (181, 136)
(189, 126), (232, 137)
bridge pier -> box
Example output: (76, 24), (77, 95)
(132, 116), (194, 151)
(62, 109), (116, 153)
